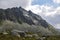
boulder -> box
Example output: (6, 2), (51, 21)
(11, 30), (26, 37)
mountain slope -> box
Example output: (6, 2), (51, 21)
(0, 7), (59, 35)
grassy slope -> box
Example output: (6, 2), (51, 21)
(0, 34), (36, 40)
(0, 34), (60, 40)
(0, 20), (60, 40)
(0, 20), (60, 35)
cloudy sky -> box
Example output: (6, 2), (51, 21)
(0, 0), (60, 29)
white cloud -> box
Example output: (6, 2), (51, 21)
(0, 0), (32, 9)
(26, 5), (60, 29)
(53, 0), (60, 3)
(55, 24), (60, 29)
(0, 0), (60, 29)
(26, 5), (60, 17)
(26, 5), (42, 14)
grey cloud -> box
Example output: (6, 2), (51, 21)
(44, 15), (60, 25)
(0, 0), (32, 9)
(27, 5), (60, 29)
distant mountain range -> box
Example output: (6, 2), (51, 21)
(0, 7), (60, 35)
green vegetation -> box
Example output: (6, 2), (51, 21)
(0, 20), (60, 40)
(0, 34), (20, 40)
(0, 33), (60, 40)
(0, 21), (2, 26)
(0, 33), (36, 40)
(47, 36), (60, 40)
(0, 7), (60, 40)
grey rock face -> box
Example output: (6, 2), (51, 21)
(0, 7), (59, 35)
(0, 7), (49, 28)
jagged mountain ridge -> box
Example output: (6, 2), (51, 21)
(0, 7), (49, 28)
(0, 7), (59, 35)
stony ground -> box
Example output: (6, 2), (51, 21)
(0, 33), (60, 40)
